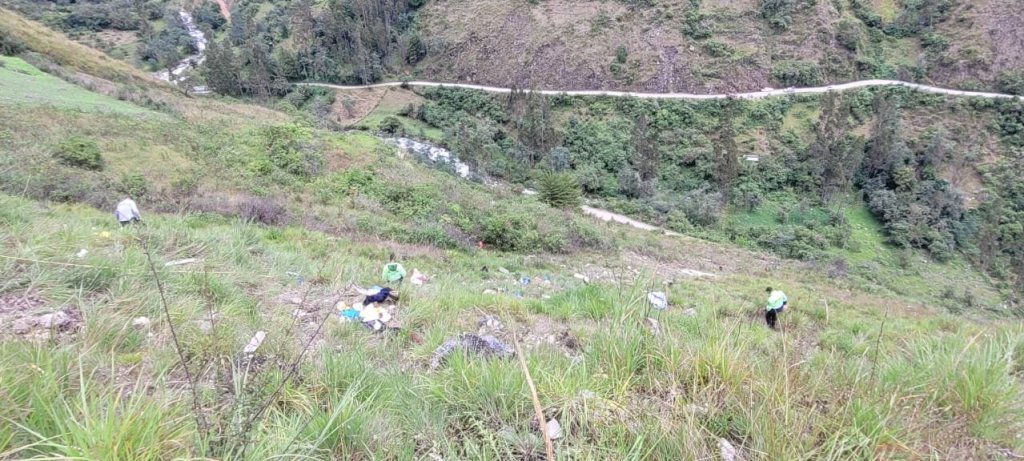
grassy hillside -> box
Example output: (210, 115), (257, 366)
(1, 9), (1024, 460)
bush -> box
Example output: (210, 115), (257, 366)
(379, 116), (405, 135)
(997, 71), (1024, 96)
(54, 137), (105, 171)
(835, 18), (862, 51)
(239, 196), (289, 225)
(681, 10), (713, 39)
(0, 30), (26, 56)
(701, 40), (732, 58)
(539, 173), (582, 209)
(772, 60), (823, 87)
(117, 173), (149, 198)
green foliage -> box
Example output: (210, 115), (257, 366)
(538, 172), (582, 209)
(118, 173), (149, 198)
(379, 115), (405, 135)
(258, 124), (321, 179)
(701, 40), (732, 58)
(0, 29), (25, 56)
(835, 17), (862, 51)
(615, 46), (628, 64)
(772, 60), (823, 87)
(759, 0), (816, 30)
(54, 137), (105, 171)
(681, 10), (714, 40)
(997, 71), (1024, 96)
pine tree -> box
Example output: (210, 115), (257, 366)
(539, 173), (582, 209)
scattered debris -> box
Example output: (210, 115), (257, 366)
(243, 331), (266, 354)
(719, 438), (737, 461)
(682, 308), (698, 317)
(430, 334), (514, 369)
(132, 317), (151, 328)
(499, 267), (510, 275)
(363, 287), (397, 305)
(411, 269), (429, 285)
(164, 258), (198, 267)
(291, 309), (307, 319)
(76, 249), (88, 258)
(521, 276), (531, 286)
(680, 269), (716, 278)
(545, 419), (562, 440)
(573, 273), (590, 283)
(38, 311), (71, 329)
(647, 292), (668, 310)
(483, 289), (498, 295)
(359, 305), (392, 331)
(522, 189), (539, 196)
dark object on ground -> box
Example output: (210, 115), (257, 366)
(430, 333), (514, 369)
(766, 304), (785, 330)
(363, 287), (398, 306)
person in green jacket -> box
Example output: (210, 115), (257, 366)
(765, 287), (788, 330)
(382, 253), (407, 284)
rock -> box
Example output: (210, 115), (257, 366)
(12, 318), (33, 335)
(646, 317), (661, 336)
(573, 273), (590, 283)
(545, 419), (562, 440)
(483, 289), (498, 295)
(682, 308), (698, 317)
(243, 331), (266, 354)
(292, 309), (307, 318)
(498, 267), (510, 275)
(38, 311), (71, 329)
(647, 292), (668, 310)
(76, 249), (88, 258)
(477, 315), (503, 334)
(685, 404), (709, 416)
(132, 317), (151, 328)
(719, 438), (737, 461)
(430, 334), (514, 369)
(290, 297), (303, 305)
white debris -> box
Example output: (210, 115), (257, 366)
(573, 273), (591, 283)
(243, 331), (266, 354)
(76, 249), (88, 258)
(545, 419), (562, 440)
(680, 269), (717, 278)
(132, 317), (151, 328)
(165, 258), (198, 267)
(682, 308), (698, 317)
(522, 189), (539, 196)
(647, 292), (668, 310)
(498, 267), (510, 274)
(411, 269), (429, 285)
(719, 438), (737, 461)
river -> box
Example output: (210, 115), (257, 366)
(153, 10), (209, 94)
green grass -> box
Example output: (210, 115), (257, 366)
(1, 192), (1022, 459)
(0, 56), (156, 115)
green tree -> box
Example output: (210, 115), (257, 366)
(539, 173), (582, 209)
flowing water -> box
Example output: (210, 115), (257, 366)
(153, 10), (209, 94)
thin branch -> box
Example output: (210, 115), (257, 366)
(142, 238), (208, 441)
(513, 330), (556, 461)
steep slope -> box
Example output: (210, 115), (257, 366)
(414, 0), (1024, 93)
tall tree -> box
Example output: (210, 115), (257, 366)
(810, 92), (863, 201)
(202, 38), (241, 96)
(712, 99), (740, 197)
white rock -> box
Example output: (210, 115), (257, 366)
(573, 273), (591, 283)
(243, 331), (266, 354)
(76, 249), (88, 258)
(682, 308), (698, 317)
(545, 419), (562, 440)
(164, 258), (198, 267)
(647, 292), (668, 310)
(132, 317), (151, 328)
(719, 438), (737, 461)
(38, 311), (71, 329)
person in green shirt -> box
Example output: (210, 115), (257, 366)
(765, 287), (788, 330)
(382, 253), (407, 284)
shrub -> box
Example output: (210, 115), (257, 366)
(772, 60), (823, 87)
(835, 18), (862, 51)
(54, 137), (105, 171)
(701, 40), (732, 58)
(997, 71), (1024, 96)
(117, 173), (149, 198)
(379, 116), (405, 135)
(539, 172), (582, 209)
(681, 10), (713, 39)
(239, 197), (289, 225)
(0, 30), (26, 56)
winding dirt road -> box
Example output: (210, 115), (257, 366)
(298, 79), (1023, 101)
